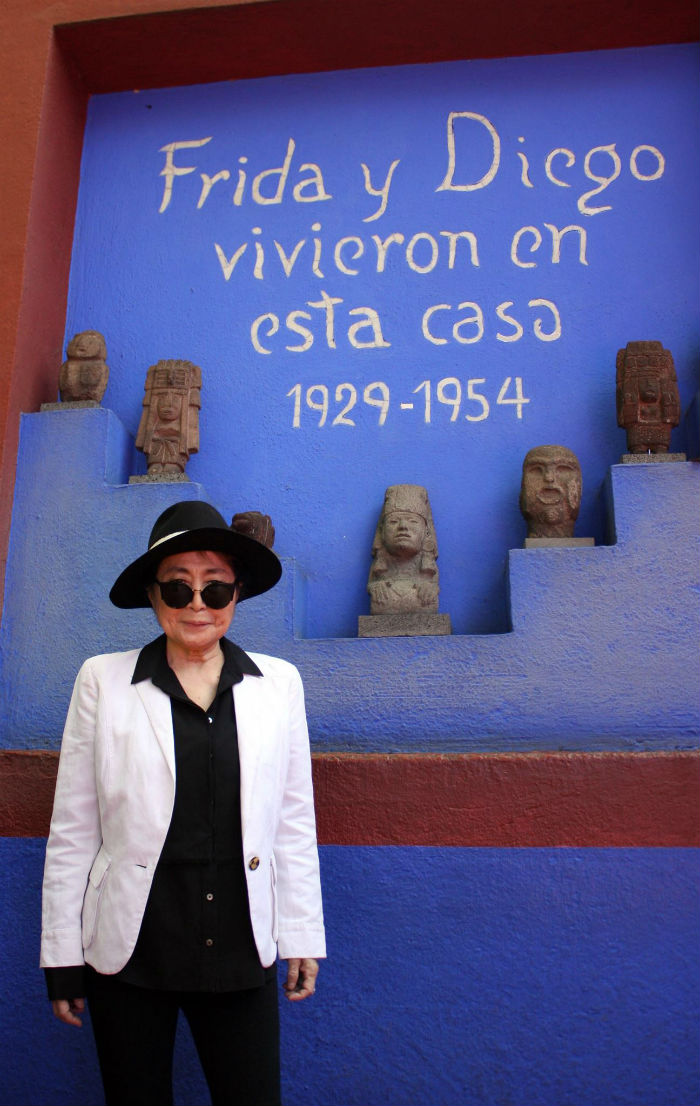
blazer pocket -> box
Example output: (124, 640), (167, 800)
(81, 846), (112, 950)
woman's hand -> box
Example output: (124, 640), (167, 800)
(283, 958), (318, 1001)
(51, 998), (85, 1027)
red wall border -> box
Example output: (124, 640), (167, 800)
(54, 0), (700, 95)
(2, 749), (697, 846)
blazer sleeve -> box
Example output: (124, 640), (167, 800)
(273, 665), (326, 960)
(40, 658), (103, 969)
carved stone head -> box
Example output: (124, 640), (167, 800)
(66, 330), (107, 362)
(374, 485), (437, 560)
(232, 511), (276, 549)
(59, 329), (109, 403)
(519, 445), (582, 538)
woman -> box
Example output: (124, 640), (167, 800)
(41, 500), (325, 1106)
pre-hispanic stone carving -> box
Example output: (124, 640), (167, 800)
(232, 511), (276, 549)
(368, 485), (438, 612)
(359, 484), (451, 636)
(520, 445), (582, 540)
(58, 330), (109, 404)
(616, 341), (680, 454)
(135, 360), (201, 477)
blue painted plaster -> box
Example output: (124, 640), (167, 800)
(61, 45), (700, 639)
(2, 840), (698, 1106)
(685, 391), (700, 460)
(0, 409), (697, 751)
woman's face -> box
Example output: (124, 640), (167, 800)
(148, 549), (238, 656)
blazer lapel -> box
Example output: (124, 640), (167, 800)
(234, 674), (267, 834)
(134, 679), (176, 779)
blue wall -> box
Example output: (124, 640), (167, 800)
(1, 43), (698, 1106)
(1, 406), (697, 1105)
(2, 840), (698, 1106)
(0, 408), (697, 752)
(61, 45), (699, 638)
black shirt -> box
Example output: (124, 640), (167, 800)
(45, 636), (275, 1000)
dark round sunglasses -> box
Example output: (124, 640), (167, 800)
(155, 579), (238, 610)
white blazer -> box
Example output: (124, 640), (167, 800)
(40, 647), (326, 975)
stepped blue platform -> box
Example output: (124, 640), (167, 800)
(1, 408), (697, 751)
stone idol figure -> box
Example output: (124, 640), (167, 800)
(54, 330), (109, 406)
(519, 445), (593, 547)
(616, 340), (681, 458)
(358, 484), (451, 637)
(134, 359), (201, 480)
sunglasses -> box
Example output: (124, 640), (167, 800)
(154, 579), (238, 610)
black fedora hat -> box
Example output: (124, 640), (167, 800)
(109, 500), (282, 609)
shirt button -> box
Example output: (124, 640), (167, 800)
(205, 938), (214, 947)
(206, 892), (214, 902)
(248, 856), (260, 871)
(207, 716), (213, 724)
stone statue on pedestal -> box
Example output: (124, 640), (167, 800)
(135, 359), (201, 478)
(359, 484), (451, 636)
(58, 330), (109, 404)
(616, 340), (680, 455)
(368, 484), (438, 613)
(519, 445), (592, 547)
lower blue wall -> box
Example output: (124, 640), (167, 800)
(3, 839), (697, 1106)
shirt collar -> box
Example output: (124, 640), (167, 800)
(132, 634), (262, 694)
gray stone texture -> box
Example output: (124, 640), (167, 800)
(358, 612), (452, 637)
(620, 453), (687, 464)
(129, 473), (190, 484)
(524, 537), (595, 548)
(41, 401), (101, 411)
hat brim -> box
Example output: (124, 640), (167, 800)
(109, 527), (282, 609)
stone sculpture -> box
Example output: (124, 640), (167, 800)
(359, 484), (450, 636)
(232, 511), (275, 549)
(520, 445), (582, 540)
(58, 330), (109, 404)
(135, 359), (201, 477)
(368, 484), (438, 613)
(616, 340), (680, 454)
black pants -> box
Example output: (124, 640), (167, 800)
(85, 967), (281, 1106)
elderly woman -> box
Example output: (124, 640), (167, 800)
(41, 500), (325, 1106)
